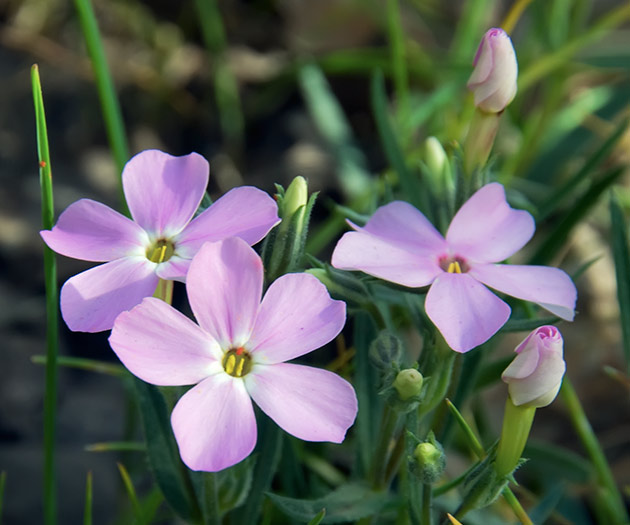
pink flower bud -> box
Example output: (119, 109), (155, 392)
(501, 326), (565, 408)
(467, 28), (518, 113)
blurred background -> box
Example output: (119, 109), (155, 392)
(1, 0), (629, 523)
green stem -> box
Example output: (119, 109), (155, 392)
(501, 488), (533, 525)
(83, 471), (92, 525)
(32, 64), (59, 525)
(73, 0), (130, 195)
(386, 0), (408, 116)
(422, 482), (432, 525)
(371, 405), (400, 490)
(560, 377), (629, 523)
(495, 398), (536, 478)
(153, 279), (174, 305)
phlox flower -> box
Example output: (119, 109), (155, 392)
(109, 237), (358, 472)
(41, 149), (280, 332)
(332, 183), (577, 353)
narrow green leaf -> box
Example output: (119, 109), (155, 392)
(299, 63), (372, 201)
(83, 471), (92, 525)
(73, 0), (130, 187)
(85, 441), (145, 452)
(216, 456), (255, 514)
(31, 355), (127, 377)
(537, 117), (629, 220)
(117, 463), (144, 524)
(371, 71), (424, 211)
(134, 379), (201, 523)
(500, 316), (560, 333)
(267, 483), (391, 523)
(610, 192), (630, 372)
(32, 64), (59, 525)
(190, 471), (220, 525)
(445, 399), (484, 458)
(450, 0), (494, 62)
(193, 0), (244, 145)
(529, 166), (625, 265)
(523, 441), (592, 483)
(386, 0), (408, 113)
(0, 471), (6, 522)
(308, 508), (326, 525)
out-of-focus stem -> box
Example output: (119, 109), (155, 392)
(560, 377), (629, 523)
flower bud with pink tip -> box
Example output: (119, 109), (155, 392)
(502, 325), (566, 408)
(467, 28), (518, 113)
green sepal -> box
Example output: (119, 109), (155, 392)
(408, 431), (446, 485)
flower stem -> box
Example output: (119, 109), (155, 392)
(32, 64), (59, 525)
(153, 279), (174, 305)
(495, 398), (536, 478)
(371, 405), (400, 490)
(560, 377), (629, 523)
(500, 0), (534, 34)
(422, 482), (432, 525)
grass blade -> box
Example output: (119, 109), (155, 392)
(83, 471), (92, 525)
(73, 0), (130, 186)
(0, 471), (6, 522)
(31, 355), (127, 377)
(529, 166), (624, 265)
(117, 463), (144, 524)
(610, 192), (630, 372)
(537, 117), (629, 220)
(32, 64), (59, 525)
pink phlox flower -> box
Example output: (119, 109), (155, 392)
(331, 183), (577, 353)
(40, 149), (280, 332)
(109, 237), (358, 472)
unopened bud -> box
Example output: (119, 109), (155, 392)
(423, 137), (453, 199)
(412, 433), (445, 484)
(282, 176), (308, 221)
(467, 28), (518, 113)
(393, 369), (423, 400)
(369, 331), (403, 370)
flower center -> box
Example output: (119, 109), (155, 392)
(222, 347), (252, 378)
(439, 255), (469, 274)
(146, 239), (175, 263)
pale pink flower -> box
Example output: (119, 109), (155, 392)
(41, 149), (279, 332)
(502, 326), (565, 408)
(332, 183), (577, 353)
(109, 237), (357, 471)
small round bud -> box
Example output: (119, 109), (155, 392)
(412, 435), (445, 484)
(282, 176), (308, 219)
(393, 369), (423, 400)
(369, 331), (403, 370)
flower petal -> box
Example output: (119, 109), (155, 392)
(186, 238), (262, 347)
(40, 199), (147, 262)
(122, 150), (209, 238)
(470, 264), (577, 320)
(507, 353), (565, 407)
(357, 201), (447, 255)
(446, 183), (534, 263)
(245, 363), (357, 443)
(501, 346), (540, 380)
(171, 375), (257, 471)
(248, 273), (345, 364)
(60, 257), (159, 332)
(425, 273), (510, 353)
(332, 231), (441, 288)
(109, 297), (222, 386)
(176, 186), (280, 257)
(155, 255), (191, 282)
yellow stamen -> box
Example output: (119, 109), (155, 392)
(225, 354), (236, 375)
(236, 358), (245, 377)
(146, 239), (175, 263)
(447, 261), (462, 274)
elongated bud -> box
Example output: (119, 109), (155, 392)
(423, 137), (454, 200)
(467, 28), (518, 113)
(261, 176), (316, 280)
(502, 326), (565, 408)
(393, 369), (423, 400)
(305, 266), (369, 307)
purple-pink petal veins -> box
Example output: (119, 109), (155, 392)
(40, 199), (147, 262)
(446, 183), (534, 264)
(247, 273), (346, 364)
(245, 363), (357, 443)
(470, 264), (576, 320)
(425, 273), (511, 353)
(109, 297), (222, 386)
(175, 186), (280, 258)
(171, 375), (257, 471)
(186, 238), (263, 348)
(122, 150), (209, 238)
(60, 257), (159, 332)
(332, 231), (441, 288)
